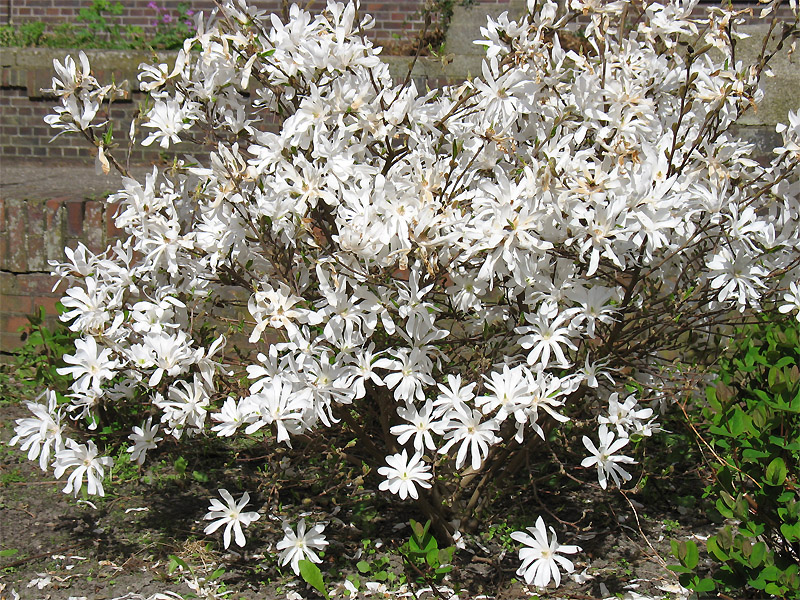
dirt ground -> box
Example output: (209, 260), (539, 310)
(0, 373), (720, 600)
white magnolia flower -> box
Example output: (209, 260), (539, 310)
(517, 304), (578, 368)
(127, 417), (163, 465)
(57, 335), (118, 394)
(598, 393), (654, 438)
(511, 516), (581, 588)
(390, 400), (444, 452)
(53, 439), (113, 497)
(706, 248), (768, 308)
(378, 450), (433, 500)
(142, 99), (197, 148)
(277, 519), (328, 575)
(438, 408), (501, 471)
(581, 424), (636, 489)
(779, 281), (800, 321)
(203, 489), (260, 548)
(10, 390), (65, 471)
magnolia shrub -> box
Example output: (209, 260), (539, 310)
(12, 0), (800, 589)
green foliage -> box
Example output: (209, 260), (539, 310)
(0, 0), (194, 50)
(400, 520), (455, 584)
(675, 317), (800, 598)
(669, 539), (715, 593)
(0, 21), (46, 46)
(346, 538), (402, 592)
(14, 305), (78, 395)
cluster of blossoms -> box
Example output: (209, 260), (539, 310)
(11, 0), (800, 590)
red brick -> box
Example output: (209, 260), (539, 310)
(17, 273), (59, 295)
(26, 202), (46, 270)
(84, 201), (105, 253)
(0, 273), (16, 297)
(1, 294), (33, 315)
(0, 314), (29, 335)
(106, 201), (122, 239)
(1, 331), (25, 354)
(46, 199), (63, 230)
(66, 200), (83, 236)
(32, 295), (62, 316)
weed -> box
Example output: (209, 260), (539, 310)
(662, 518), (680, 534)
(0, 469), (25, 486)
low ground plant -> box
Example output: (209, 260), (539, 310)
(7, 0), (800, 596)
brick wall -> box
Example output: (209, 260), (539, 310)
(0, 0), (511, 49)
(0, 195), (120, 354)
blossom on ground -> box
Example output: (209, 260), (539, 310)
(203, 489), (260, 548)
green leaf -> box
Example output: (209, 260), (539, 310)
(780, 522), (800, 542)
(682, 540), (699, 570)
(766, 457), (787, 486)
(426, 548), (440, 568)
(168, 554), (189, 574)
(438, 546), (455, 564)
(174, 456), (188, 475)
(0, 548), (19, 557)
(667, 564), (691, 574)
(706, 536), (729, 561)
(741, 448), (771, 461)
(692, 577), (715, 592)
(298, 559), (329, 600)
(356, 560), (371, 573)
(728, 408), (750, 436)
(749, 541), (766, 568)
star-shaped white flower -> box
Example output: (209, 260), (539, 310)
(277, 518), (328, 575)
(511, 516), (581, 588)
(203, 489), (260, 548)
(581, 424), (636, 489)
(378, 450), (433, 500)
